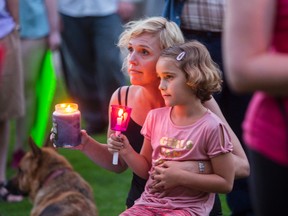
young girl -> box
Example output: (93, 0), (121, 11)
(108, 41), (235, 215)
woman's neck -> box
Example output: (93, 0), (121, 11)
(129, 85), (165, 126)
(141, 86), (165, 109)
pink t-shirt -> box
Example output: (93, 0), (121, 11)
(135, 107), (233, 215)
(243, 0), (288, 166)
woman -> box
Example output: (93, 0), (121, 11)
(68, 16), (249, 212)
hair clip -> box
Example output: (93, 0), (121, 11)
(176, 51), (185, 61)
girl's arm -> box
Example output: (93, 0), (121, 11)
(203, 97), (250, 178)
(224, 0), (288, 95)
(108, 134), (152, 179)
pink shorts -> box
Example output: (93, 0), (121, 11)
(120, 205), (192, 216)
(0, 30), (24, 120)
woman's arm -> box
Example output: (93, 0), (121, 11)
(149, 160), (212, 196)
(77, 130), (128, 173)
(224, 0), (288, 96)
(152, 152), (235, 194)
(203, 97), (250, 178)
(64, 89), (128, 173)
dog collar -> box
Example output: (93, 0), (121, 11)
(41, 168), (72, 188)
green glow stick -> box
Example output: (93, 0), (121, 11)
(30, 50), (57, 147)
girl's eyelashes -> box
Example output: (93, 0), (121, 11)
(157, 73), (174, 80)
(164, 75), (174, 81)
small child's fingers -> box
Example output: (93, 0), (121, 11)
(107, 137), (123, 151)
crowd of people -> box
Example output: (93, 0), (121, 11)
(0, 0), (287, 216)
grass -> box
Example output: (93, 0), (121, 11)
(0, 70), (231, 216)
(1, 143), (132, 216)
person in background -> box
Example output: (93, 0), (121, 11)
(0, 0), (24, 202)
(108, 40), (235, 216)
(0, 44), (4, 76)
(163, 1), (253, 215)
(133, 0), (165, 19)
(224, 0), (288, 215)
(11, 0), (61, 169)
(59, 17), (249, 211)
(58, 0), (137, 134)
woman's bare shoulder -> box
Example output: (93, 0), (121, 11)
(110, 85), (141, 105)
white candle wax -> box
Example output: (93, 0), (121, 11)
(117, 117), (122, 126)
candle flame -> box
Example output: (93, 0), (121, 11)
(65, 105), (73, 113)
(56, 103), (79, 114)
(118, 108), (124, 117)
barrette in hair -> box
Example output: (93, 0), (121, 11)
(176, 51), (185, 61)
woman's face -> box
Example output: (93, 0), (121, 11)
(127, 33), (162, 86)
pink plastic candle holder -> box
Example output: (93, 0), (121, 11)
(110, 105), (132, 165)
(110, 105), (132, 134)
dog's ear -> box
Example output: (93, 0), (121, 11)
(43, 132), (55, 149)
(28, 136), (42, 157)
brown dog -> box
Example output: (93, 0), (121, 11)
(16, 137), (98, 216)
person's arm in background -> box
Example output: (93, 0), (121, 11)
(204, 97), (250, 179)
(6, 0), (19, 27)
(224, 0), (288, 96)
(118, 0), (139, 23)
(45, 0), (61, 51)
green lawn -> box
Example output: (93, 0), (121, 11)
(1, 137), (132, 216)
(0, 73), (231, 216)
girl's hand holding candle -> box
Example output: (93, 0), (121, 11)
(110, 105), (132, 165)
(52, 103), (81, 148)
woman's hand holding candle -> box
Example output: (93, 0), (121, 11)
(68, 130), (91, 151)
(50, 129), (90, 151)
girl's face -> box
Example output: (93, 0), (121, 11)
(156, 57), (194, 107)
(127, 33), (162, 86)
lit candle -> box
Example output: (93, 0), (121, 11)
(110, 105), (132, 165)
(116, 108), (124, 126)
(123, 112), (128, 123)
(52, 103), (81, 148)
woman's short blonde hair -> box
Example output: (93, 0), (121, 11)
(118, 17), (185, 72)
(160, 40), (222, 102)
(118, 16), (184, 50)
